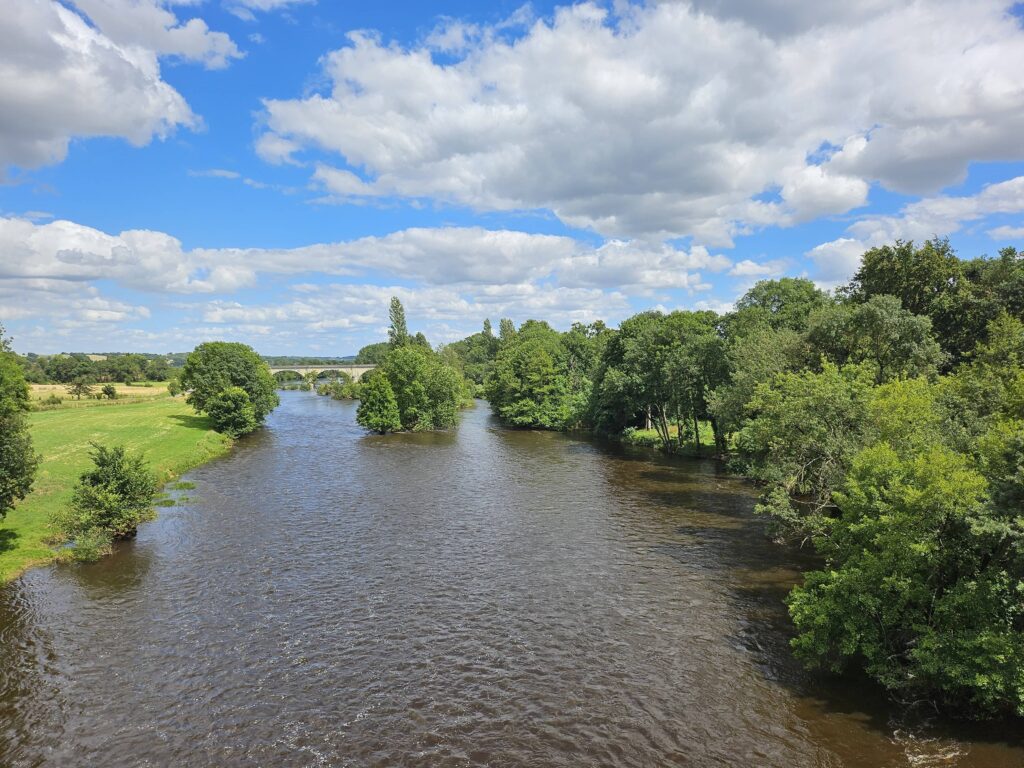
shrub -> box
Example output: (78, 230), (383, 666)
(356, 373), (401, 433)
(51, 444), (158, 561)
(102, 384), (117, 399)
(206, 386), (258, 437)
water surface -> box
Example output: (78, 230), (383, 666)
(2, 392), (1021, 766)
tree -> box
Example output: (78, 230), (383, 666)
(356, 372), (402, 433)
(732, 277), (829, 333)
(388, 296), (409, 347)
(487, 320), (577, 429)
(588, 310), (722, 452)
(498, 318), (516, 343)
(179, 342), (279, 426)
(101, 384), (117, 399)
(66, 378), (95, 400)
(738, 362), (875, 540)
(808, 295), (945, 383)
(0, 331), (40, 519)
(145, 358), (171, 381)
(205, 387), (259, 437)
(355, 342), (390, 364)
(50, 443), (158, 561)
(788, 443), (1024, 716)
(710, 326), (807, 438)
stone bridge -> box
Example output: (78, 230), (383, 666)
(268, 364), (376, 379)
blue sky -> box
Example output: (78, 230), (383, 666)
(2, 0), (1024, 355)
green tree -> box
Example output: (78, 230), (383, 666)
(388, 296), (409, 347)
(709, 325), (807, 438)
(50, 444), (158, 561)
(738, 362), (875, 540)
(731, 277), (829, 333)
(589, 310), (722, 452)
(487, 320), (576, 429)
(788, 443), (1024, 716)
(0, 330), (40, 518)
(356, 372), (402, 433)
(355, 342), (390, 364)
(145, 358), (171, 381)
(66, 378), (95, 400)
(809, 295), (945, 383)
(205, 386), (259, 437)
(101, 384), (117, 399)
(179, 342), (279, 426)
(498, 318), (516, 343)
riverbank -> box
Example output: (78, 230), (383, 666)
(0, 397), (232, 583)
(619, 420), (724, 455)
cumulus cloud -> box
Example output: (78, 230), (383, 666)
(0, 216), (731, 295)
(0, 0), (240, 171)
(0, 214), (737, 351)
(256, 0), (1024, 244)
(808, 175), (1024, 284)
(69, 0), (242, 68)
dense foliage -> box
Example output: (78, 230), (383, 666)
(0, 325), (40, 518)
(179, 342), (279, 435)
(14, 352), (174, 385)
(50, 443), (159, 561)
(440, 239), (1024, 716)
(205, 386), (259, 437)
(354, 298), (469, 434)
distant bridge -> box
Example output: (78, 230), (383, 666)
(268, 364), (376, 379)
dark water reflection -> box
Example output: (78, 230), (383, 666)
(1, 392), (1021, 766)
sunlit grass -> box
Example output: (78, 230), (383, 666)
(0, 397), (231, 583)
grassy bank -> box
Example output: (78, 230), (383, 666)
(619, 420), (723, 454)
(0, 397), (231, 583)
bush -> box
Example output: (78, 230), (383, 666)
(102, 384), (117, 399)
(167, 379), (181, 397)
(51, 444), (158, 561)
(205, 386), (258, 437)
(356, 373), (401, 433)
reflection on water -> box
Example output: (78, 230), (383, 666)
(1, 392), (1021, 767)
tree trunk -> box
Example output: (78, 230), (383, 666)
(692, 413), (701, 456)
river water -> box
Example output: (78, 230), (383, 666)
(1, 392), (1021, 767)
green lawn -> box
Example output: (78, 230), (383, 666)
(620, 420), (726, 452)
(0, 397), (231, 583)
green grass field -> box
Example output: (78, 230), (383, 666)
(620, 420), (726, 452)
(0, 397), (232, 583)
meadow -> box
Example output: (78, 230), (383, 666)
(0, 397), (231, 582)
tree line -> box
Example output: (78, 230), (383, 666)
(433, 239), (1023, 717)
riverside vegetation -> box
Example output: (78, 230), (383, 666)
(1, 239), (1022, 717)
(0, 337), (277, 569)
(426, 239), (1022, 719)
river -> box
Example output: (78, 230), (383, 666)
(1, 391), (1021, 767)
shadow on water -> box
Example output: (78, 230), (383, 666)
(577, 431), (1024, 762)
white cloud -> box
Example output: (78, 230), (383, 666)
(988, 225), (1024, 240)
(256, 0), (1024, 244)
(807, 175), (1024, 284)
(69, 0), (242, 69)
(0, 216), (731, 295)
(0, 0), (241, 172)
(728, 258), (788, 278)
